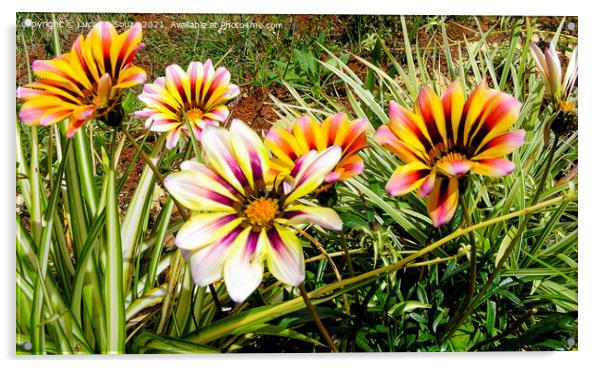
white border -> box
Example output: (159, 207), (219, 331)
(3, 1), (600, 368)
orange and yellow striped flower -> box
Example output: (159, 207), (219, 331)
(165, 119), (342, 303)
(135, 60), (240, 149)
(17, 21), (146, 137)
(375, 80), (524, 227)
(265, 113), (368, 186)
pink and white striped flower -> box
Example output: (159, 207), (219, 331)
(135, 60), (240, 149)
(165, 119), (343, 302)
(530, 41), (578, 112)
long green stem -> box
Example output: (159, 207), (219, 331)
(441, 190), (478, 336)
(298, 283), (339, 352)
(31, 139), (71, 354)
(443, 133), (561, 341)
(185, 120), (203, 160)
(104, 129), (125, 353)
(296, 228), (350, 315)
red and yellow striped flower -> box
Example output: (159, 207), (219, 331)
(265, 113), (368, 185)
(165, 119), (342, 303)
(375, 80), (524, 227)
(135, 60), (240, 149)
(17, 21), (146, 137)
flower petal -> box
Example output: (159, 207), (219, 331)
(165, 126), (182, 150)
(418, 171), (436, 197)
(416, 85), (448, 148)
(472, 129), (526, 160)
(327, 154), (364, 182)
(386, 161), (432, 197)
(266, 126), (304, 167)
(468, 91), (521, 150)
(281, 204), (342, 231)
(285, 146), (342, 204)
(266, 225), (305, 287)
(175, 213), (243, 251)
(223, 228), (265, 303)
(188, 226), (242, 286)
(472, 158), (516, 177)
(201, 125), (249, 194)
(229, 119), (269, 188)
(373, 125), (422, 163)
(441, 80), (465, 144)
(292, 115), (326, 152)
(436, 157), (473, 177)
(165, 64), (191, 107)
(164, 169), (239, 213)
(387, 101), (431, 160)
(427, 177), (459, 227)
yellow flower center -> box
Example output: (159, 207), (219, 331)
(559, 100), (575, 113)
(186, 108), (204, 121)
(245, 198), (279, 227)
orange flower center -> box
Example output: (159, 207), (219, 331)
(245, 198), (279, 227)
(186, 108), (204, 121)
(559, 100), (575, 113)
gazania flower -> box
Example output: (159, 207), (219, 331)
(375, 80), (524, 227)
(164, 119), (343, 302)
(530, 41), (578, 113)
(17, 21), (146, 137)
(265, 113), (368, 185)
(135, 60), (240, 149)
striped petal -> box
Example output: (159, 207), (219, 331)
(180, 160), (240, 198)
(436, 157), (473, 177)
(188, 226), (242, 286)
(472, 158), (516, 177)
(472, 129), (526, 160)
(166, 126), (183, 150)
(292, 116), (326, 152)
(223, 227), (266, 303)
(418, 171), (436, 197)
(373, 125), (421, 164)
(165, 64), (191, 107)
(427, 177), (459, 228)
(266, 127), (303, 167)
(386, 161), (432, 197)
(201, 125), (249, 194)
(562, 46), (578, 99)
(281, 204), (342, 231)
(164, 170), (238, 213)
(326, 154), (364, 183)
(468, 91), (521, 150)
(175, 213), (243, 251)
(387, 101), (431, 160)
(265, 225), (305, 287)
(460, 80), (492, 146)
(442, 80), (465, 144)
(416, 85), (448, 148)
(229, 119), (269, 188)
(285, 146), (342, 204)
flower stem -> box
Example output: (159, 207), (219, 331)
(208, 284), (225, 318)
(185, 120), (204, 161)
(119, 126), (190, 220)
(441, 185), (478, 337)
(296, 227), (350, 315)
(442, 133), (560, 341)
(298, 283), (339, 352)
